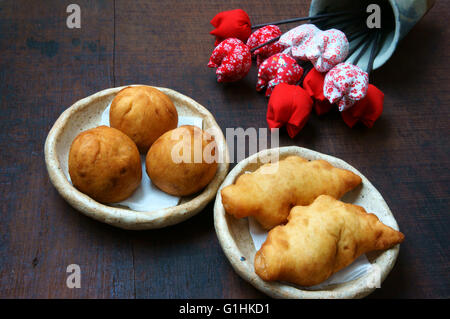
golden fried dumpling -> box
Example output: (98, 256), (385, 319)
(254, 195), (405, 287)
(146, 125), (218, 196)
(221, 156), (362, 229)
(110, 86), (178, 153)
(68, 126), (142, 203)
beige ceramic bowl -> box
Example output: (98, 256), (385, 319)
(214, 147), (401, 299)
(45, 85), (229, 230)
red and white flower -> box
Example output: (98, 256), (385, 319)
(324, 62), (369, 111)
(256, 53), (303, 97)
(208, 38), (252, 83)
(247, 25), (285, 66)
(279, 24), (320, 60)
(305, 29), (349, 72)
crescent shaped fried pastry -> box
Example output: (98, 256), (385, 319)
(221, 156), (362, 229)
(254, 195), (405, 287)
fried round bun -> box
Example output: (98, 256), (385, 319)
(146, 125), (218, 196)
(110, 86), (178, 153)
(69, 126), (142, 203)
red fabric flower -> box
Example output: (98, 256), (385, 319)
(279, 24), (320, 60)
(208, 38), (252, 83)
(257, 53), (303, 97)
(210, 9), (252, 46)
(305, 29), (349, 73)
(341, 84), (384, 128)
(246, 25), (285, 66)
(324, 62), (369, 111)
(267, 83), (313, 138)
(302, 68), (333, 115)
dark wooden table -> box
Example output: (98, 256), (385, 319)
(0, 0), (448, 299)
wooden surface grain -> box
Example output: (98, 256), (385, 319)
(0, 0), (448, 298)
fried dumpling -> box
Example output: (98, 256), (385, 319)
(221, 156), (362, 229)
(254, 195), (405, 287)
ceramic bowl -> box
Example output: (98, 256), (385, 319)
(45, 85), (229, 230)
(214, 146), (401, 298)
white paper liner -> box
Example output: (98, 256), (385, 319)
(249, 215), (373, 289)
(66, 102), (202, 212)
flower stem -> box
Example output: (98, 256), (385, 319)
(251, 11), (357, 29)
